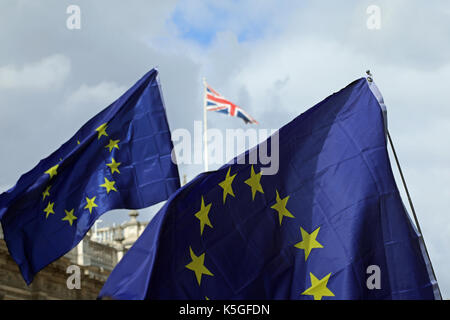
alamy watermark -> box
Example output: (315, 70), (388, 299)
(66, 265), (81, 290)
(66, 5), (81, 30)
(366, 264), (381, 290)
(366, 5), (381, 30)
(171, 121), (280, 175)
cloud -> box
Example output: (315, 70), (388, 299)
(0, 54), (71, 90)
(170, 0), (291, 44)
(64, 81), (127, 115)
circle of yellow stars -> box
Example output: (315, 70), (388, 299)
(184, 164), (334, 300)
(40, 122), (122, 228)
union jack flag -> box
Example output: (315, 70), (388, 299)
(205, 82), (258, 124)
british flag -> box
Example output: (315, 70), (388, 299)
(205, 82), (258, 124)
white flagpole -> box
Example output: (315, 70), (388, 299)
(202, 78), (208, 172)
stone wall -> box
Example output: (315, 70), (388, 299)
(0, 210), (148, 300)
(0, 239), (109, 300)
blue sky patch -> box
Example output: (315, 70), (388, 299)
(170, 3), (267, 46)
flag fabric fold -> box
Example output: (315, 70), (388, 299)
(99, 77), (439, 300)
(0, 68), (180, 285)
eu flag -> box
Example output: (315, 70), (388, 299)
(99, 77), (440, 300)
(0, 68), (180, 285)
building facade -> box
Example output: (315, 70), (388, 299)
(0, 210), (147, 300)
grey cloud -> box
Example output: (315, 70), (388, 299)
(0, 54), (71, 90)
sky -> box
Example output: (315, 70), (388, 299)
(0, 0), (449, 298)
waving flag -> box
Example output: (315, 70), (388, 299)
(0, 69), (180, 284)
(99, 77), (440, 300)
(205, 82), (258, 124)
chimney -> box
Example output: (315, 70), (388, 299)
(128, 210), (139, 223)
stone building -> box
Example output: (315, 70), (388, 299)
(90, 210), (148, 261)
(0, 210), (148, 300)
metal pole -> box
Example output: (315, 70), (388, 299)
(387, 130), (442, 298)
(202, 78), (208, 172)
(387, 131), (421, 233)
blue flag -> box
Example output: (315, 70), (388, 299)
(99, 78), (439, 300)
(0, 68), (180, 285)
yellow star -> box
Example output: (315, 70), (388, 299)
(218, 167), (236, 203)
(45, 164), (59, 179)
(294, 227), (323, 261)
(84, 196), (98, 214)
(105, 139), (120, 152)
(95, 123), (108, 140)
(194, 196), (213, 235)
(62, 209), (77, 226)
(77, 140), (81, 145)
(100, 177), (117, 194)
(43, 201), (55, 219)
(302, 272), (335, 300)
(244, 165), (264, 200)
(185, 246), (214, 286)
(42, 185), (51, 201)
(106, 158), (121, 175)
(271, 190), (295, 225)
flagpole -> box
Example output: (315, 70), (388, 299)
(367, 70), (441, 299)
(202, 78), (208, 172)
(387, 130), (442, 298)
